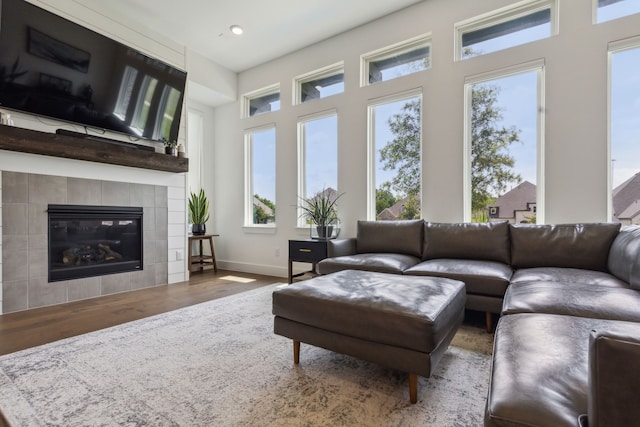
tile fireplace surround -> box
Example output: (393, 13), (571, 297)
(1, 171), (169, 314)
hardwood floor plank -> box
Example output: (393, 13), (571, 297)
(0, 269), (282, 356)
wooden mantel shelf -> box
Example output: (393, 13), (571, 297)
(0, 125), (189, 173)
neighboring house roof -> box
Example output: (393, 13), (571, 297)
(618, 199), (640, 221)
(613, 172), (640, 221)
(378, 196), (413, 220)
(489, 181), (536, 219)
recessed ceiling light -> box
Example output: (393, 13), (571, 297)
(230, 25), (243, 35)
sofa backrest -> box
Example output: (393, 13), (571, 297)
(356, 220), (423, 257)
(607, 225), (640, 289)
(510, 223), (621, 271)
(422, 221), (511, 264)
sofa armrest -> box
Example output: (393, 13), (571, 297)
(327, 238), (357, 257)
(586, 329), (640, 427)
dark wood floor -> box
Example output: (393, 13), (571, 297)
(0, 269), (282, 356)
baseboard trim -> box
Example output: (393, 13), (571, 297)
(217, 260), (287, 278)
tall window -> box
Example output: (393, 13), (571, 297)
(610, 43), (640, 224)
(245, 126), (276, 226)
(113, 65), (138, 120)
(596, 0), (640, 23)
(368, 92), (422, 220)
(456, 0), (556, 60)
(155, 85), (182, 141)
(465, 64), (543, 223)
(297, 112), (338, 226)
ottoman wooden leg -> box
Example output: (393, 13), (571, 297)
(409, 373), (418, 404)
(293, 340), (300, 364)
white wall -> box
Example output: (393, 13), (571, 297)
(209, 0), (640, 278)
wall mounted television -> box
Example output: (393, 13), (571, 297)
(0, 0), (187, 144)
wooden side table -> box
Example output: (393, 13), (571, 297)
(288, 239), (328, 283)
(188, 234), (219, 276)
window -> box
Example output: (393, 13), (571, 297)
(456, 0), (556, 60)
(596, 0), (640, 23)
(295, 63), (344, 104)
(465, 63), (544, 224)
(242, 85), (280, 118)
(368, 92), (422, 220)
(362, 35), (431, 86)
(609, 42), (640, 224)
(297, 112), (338, 226)
(245, 126), (276, 226)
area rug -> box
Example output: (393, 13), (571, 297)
(0, 284), (494, 426)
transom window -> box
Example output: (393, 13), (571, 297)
(456, 0), (556, 60)
(596, 0), (640, 23)
(361, 35), (431, 86)
(294, 63), (344, 104)
(242, 85), (280, 118)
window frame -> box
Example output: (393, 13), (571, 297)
(594, 0), (640, 23)
(463, 60), (546, 223)
(607, 35), (640, 221)
(454, 0), (558, 61)
(366, 89), (423, 220)
(360, 34), (431, 87)
(296, 109), (339, 228)
(244, 124), (277, 229)
(293, 62), (344, 105)
(241, 84), (281, 119)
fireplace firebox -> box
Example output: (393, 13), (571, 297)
(48, 205), (143, 282)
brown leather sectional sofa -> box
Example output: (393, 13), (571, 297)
(317, 220), (640, 426)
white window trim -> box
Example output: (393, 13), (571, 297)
(454, 0), (558, 61)
(607, 35), (640, 220)
(244, 123), (277, 228)
(366, 89), (423, 220)
(293, 62), (344, 105)
(360, 33), (431, 87)
(462, 59), (546, 223)
(296, 109), (338, 228)
(241, 83), (280, 119)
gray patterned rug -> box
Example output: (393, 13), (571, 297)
(0, 284), (493, 426)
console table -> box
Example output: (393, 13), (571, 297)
(288, 239), (328, 283)
(188, 234), (219, 276)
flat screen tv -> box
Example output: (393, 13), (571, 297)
(0, 0), (186, 143)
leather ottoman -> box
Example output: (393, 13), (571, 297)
(272, 269), (466, 403)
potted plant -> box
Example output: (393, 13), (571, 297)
(188, 189), (210, 235)
(298, 188), (344, 239)
(163, 138), (177, 156)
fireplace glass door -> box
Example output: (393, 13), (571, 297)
(48, 205), (143, 282)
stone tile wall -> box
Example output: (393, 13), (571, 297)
(1, 171), (168, 313)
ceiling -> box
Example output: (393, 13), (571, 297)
(76, 0), (424, 73)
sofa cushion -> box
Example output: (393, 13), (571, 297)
(607, 225), (640, 290)
(317, 253), (421, 275)
(356, 220), (423, 257)
(404, 259), (512, 297)
(510, 223), (621, 271)
(423, 221), (510, 264)
(511, 267), (629, 288)
(502, 281), (640, 322)
(485, 314), (640, 427)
